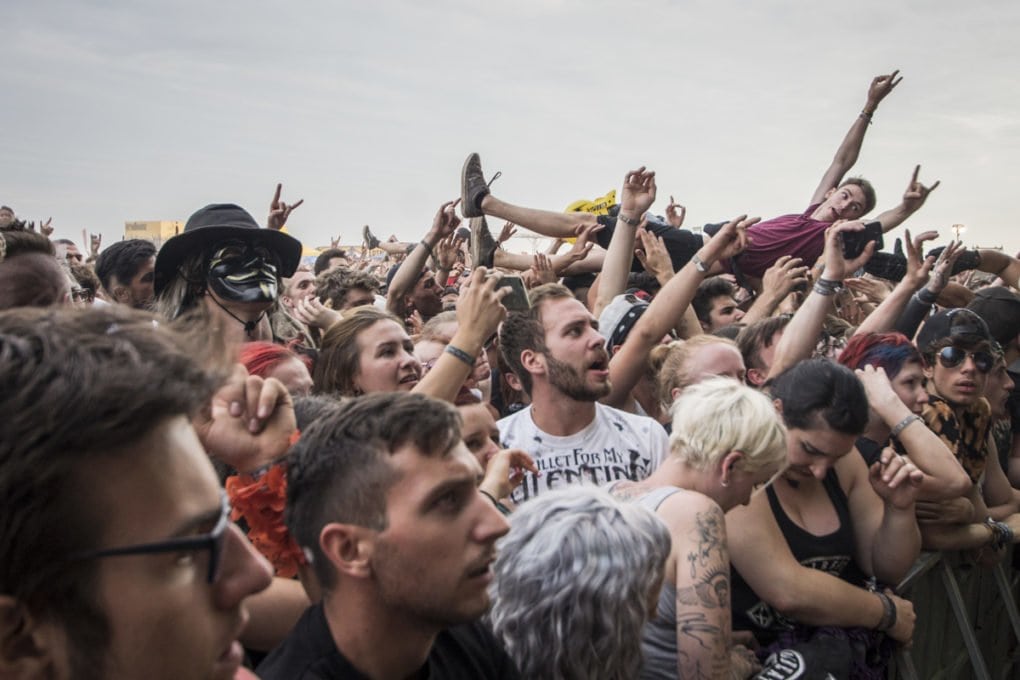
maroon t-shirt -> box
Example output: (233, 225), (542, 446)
(737, 203), (829, 279)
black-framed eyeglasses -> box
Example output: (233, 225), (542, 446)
(937, 346), (994, 374)
(69, 494), (230, 583)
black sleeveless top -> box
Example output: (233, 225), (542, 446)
(730, 468), (858, 644)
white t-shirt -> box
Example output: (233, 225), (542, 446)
(498, 402), (668, 504)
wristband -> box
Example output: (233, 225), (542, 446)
(690, 254), (709, 274)
(420, 240), (434, 259)
(444, 344), (475, 367)
(891, 414), (923, 439)
(985, 517), (1014, 549)
(875, 591), (897, 632)
(914, 288), (938, 306)
(860, 109), (874, 124)
(813, 278), (842, 297)
(618, 212), (641, 226)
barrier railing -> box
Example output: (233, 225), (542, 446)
(891, 550), (1019, 679)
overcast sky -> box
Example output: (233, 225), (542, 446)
(5, 0), (1019, 255)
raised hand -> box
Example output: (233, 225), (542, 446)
(901, 228), (939, 290)
(430, 199), (462, 239)
(434, 232), (463, 270)
(760, 255), (809, 301)
(267, 183), (304, 231)
(497, 221), (518, 245)
(925, 240), (965, 297)
(634, 225), (675, 282)
(822, 220), (876, 280)
(844, 276), (890, 306)
(330, 233), (342, 248)
(560, 222), (603, 268)
(701, 214), (757, 264)
(89, 232), (102, 257)
(665, 195), (686, 228)
(866, 70), (902, 110)
(618, 167), (656, 220)
(529, 252), (557, 285)
(193, 364), (297, 473)
(901, 165), (940, 214)
(38, 217), (54, 237)
(456, 268), (510, 342)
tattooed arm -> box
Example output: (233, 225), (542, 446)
(659, 492), (732, 680)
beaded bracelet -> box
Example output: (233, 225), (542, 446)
(986, 517), (1014, 550)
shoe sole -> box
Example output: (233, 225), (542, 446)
(461, 153), (485, 218)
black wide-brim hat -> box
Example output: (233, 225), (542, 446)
(154, 203), (303, 295)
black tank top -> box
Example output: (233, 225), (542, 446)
(730, 468), (857, 644)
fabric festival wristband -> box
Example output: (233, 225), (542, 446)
(444, 344), (475, 366)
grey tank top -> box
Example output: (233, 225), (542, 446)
(605, 482), (683, 679)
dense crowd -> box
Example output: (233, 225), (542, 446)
(3, 70), (1020, 680)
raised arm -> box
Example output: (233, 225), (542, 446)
(603, 216), (753, 409)
(811, 71), (902, 205)
(766, 222), (876, 381)
(413, 267), (507, 403)
(852, 229), (938, 337)
(855, 365), (969, 498)
(386, 200), (460, 318)
(874, 165), (940, 233)
(593, 167), (656, 318)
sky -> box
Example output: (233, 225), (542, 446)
(4, 0), (1020, 256)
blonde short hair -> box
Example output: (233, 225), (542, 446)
(668, 376), (786, 474)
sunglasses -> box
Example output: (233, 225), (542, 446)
(936, 346), (994, 373)
(70, 494), (230, 583)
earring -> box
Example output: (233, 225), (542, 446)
(720, 479), (730, 488)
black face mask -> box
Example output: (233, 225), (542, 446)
(206, 240), (280, 304)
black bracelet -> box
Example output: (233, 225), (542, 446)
(444, 344), (475, 367)
(419, 240), (434, 259)
(914, 288), (938, 305)
(875, 591), (897, 632)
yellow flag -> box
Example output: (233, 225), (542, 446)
(562, 190), (617, 243)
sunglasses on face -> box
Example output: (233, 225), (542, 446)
(70, 494), (230, 583)
(936, 346), (994, 373)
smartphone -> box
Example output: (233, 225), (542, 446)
(496, 276), (531, 311)
(841, 220), (884, 259)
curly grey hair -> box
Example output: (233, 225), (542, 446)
(489, 485), (671, 680)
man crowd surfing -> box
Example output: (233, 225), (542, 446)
(4, 70), (1020, 679)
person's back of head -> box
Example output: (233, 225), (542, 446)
(737, 315), (792, 387)
(313, 248), (348, 276)
(489, 485), (670, 680)
(0, 230), (69, 310)
(771, 359), (868, 435)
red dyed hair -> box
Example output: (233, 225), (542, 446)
(239, 341), (311, 379)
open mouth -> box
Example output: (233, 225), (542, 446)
(399, 373), (419, 385)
